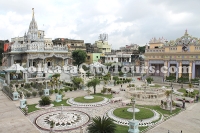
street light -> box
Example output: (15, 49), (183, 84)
(131, 99), (136, 121)
(170, 86), (174, 113)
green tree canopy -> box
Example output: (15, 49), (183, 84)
(87, 78), (100, 94)
(72, 77), (83, 89)
(72, 50), (87, 67)
(138, 46), (145, 53)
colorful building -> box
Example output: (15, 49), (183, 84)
(144, 30), (200, 81)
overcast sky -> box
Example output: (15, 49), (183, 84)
(1, 0), (200, 49)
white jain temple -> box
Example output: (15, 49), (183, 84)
(2, 9), (71, 73)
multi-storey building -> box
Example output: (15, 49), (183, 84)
(120, 44), (139, 52)
(85, 43), (99, 53)
(144, 30), (200, 80)
(95, 40), (111, 53)
(53, 38), (85, 52)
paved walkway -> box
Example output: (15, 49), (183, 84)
(0, 91), (40, 133)
(147, 102), (200, 133)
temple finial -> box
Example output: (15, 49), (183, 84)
(32, 8), (34, 19)
(185, 29), (188, 35)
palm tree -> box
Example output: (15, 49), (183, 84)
(87, 78), (100, 94)
(87, 116), (116, 133)
(165, 90), (171, 99)
(48, 80), (54, 90)
(51, 74), (60, 89)
(146, 77), (153, 84)
(72, 77), (83, 89)
(189, 82), (193, 88)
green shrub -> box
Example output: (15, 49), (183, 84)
(55, 89), (58, 93)
(60, 89), (63, 92)
(69, 88), (73, 91)
(64, 87), (68, 92)
(119, 71), (123, 77)
(24, 83), (31, 89)
(26, 92), (31, 98)
(15, 84), (19, 88)
(39, 90), (43, 96)
(39, 96), (51, 106)
(74, 88), (77, 91)
(32, 91), (37, 97)
(21, 84), (24, 87)
(49, 89), (54, 95)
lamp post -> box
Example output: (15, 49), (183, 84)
(128, 98), (139, 133)
(132, 99), (136, 121)
(170, 86), (173, 113)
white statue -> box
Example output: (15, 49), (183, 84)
(13, 85), (17, 92)
(21, 92), (25, 100)
(144, 79), (147, 85)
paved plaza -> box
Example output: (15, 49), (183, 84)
(0, 79), (200, 133)
(147, 102), (200, 133)
(0, 91), (40, 133)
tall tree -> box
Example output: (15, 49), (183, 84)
(72, 50), (87, 67)
(138, 46), (145, 53)
(72, 77), (83, 89)
(51, 74), (60, 89)
(87, 78), (100, 94)
(87, 116), (116, 133)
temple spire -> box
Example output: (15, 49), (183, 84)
(185, 29), (188, 35)
(32, 8), (34, 19)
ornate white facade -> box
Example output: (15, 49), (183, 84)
(3, 9), (71, 74)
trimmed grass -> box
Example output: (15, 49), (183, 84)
(115, 125), (148, 133)
(140, 105), (181, 116)
(92, 93), (113, 99)
(27, 104), (39, 113)
(113, 107), (154, 120)
(178, 88), (199, 97)
(52, 99), (70, 107)
(74, 96), (104, 103)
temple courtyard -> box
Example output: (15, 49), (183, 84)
(0, 78), (200, 133)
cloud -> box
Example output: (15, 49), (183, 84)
(1, 0), (200, 48)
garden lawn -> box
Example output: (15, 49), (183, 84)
(74, 96), (104, 103)
(52, 99), (70, 107)
(115, 125), (148, 133)
(113, 107), (154, 120)
(178, 88), (199, 97)
(140, 105), (181, 115)
(27, 104), (39, 113)
(92, 93), (113, 99)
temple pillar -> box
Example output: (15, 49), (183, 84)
(189, 61), (192, 81)
(178, 61), (182, 78)
(10, 55), (14, 66)
(31, 59), (33, 66)
(164, 61), (168, 78)
(26, 58), (29, 68)
(192, 61), (195, 79)
(62, 59), (64, 66)
(145, 60), (149, 76)
(24, 72), (28, 83)
(6, 72), (10, 84)
(176, 62), (179, 80)
(168, 60), (170, 76)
